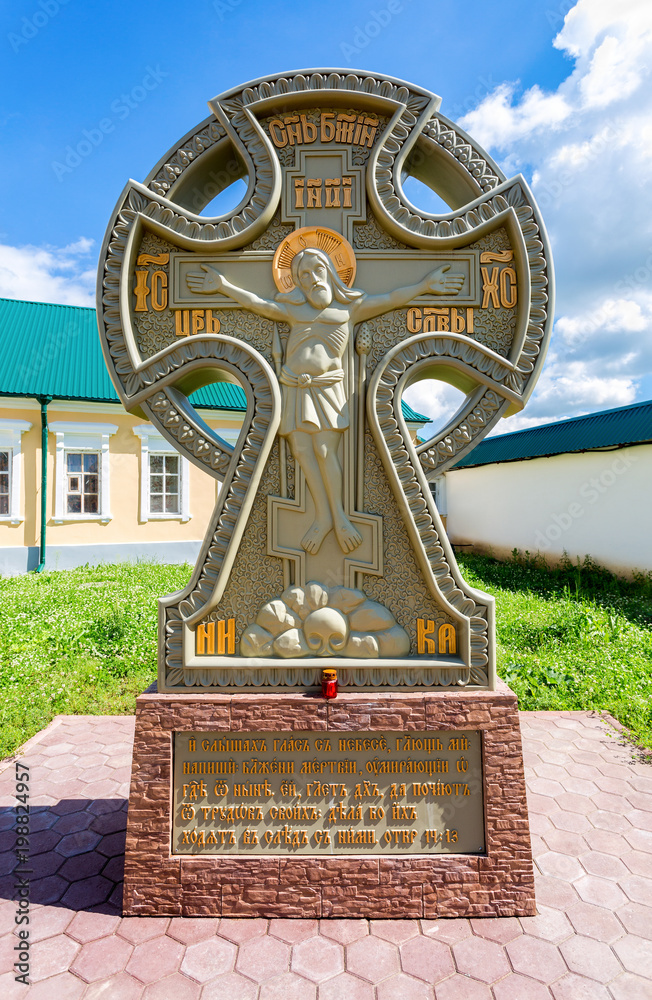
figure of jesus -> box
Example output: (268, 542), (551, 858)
(187, 249), (464, 554)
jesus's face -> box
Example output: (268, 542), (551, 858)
(296, 253), (333, 309)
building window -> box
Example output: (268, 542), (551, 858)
(431, 476), (447, 517)
(50, 422), (118, 523)
(0, 450), (10, 516)
(133, 425), (190, 521)
(0, 420), (32, 524)
(149, 454), (180, 514)
(66, 452), (100, 515)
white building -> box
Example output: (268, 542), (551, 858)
(442, 400), (652, 577)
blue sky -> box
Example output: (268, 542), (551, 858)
(1, 0), (651, 433)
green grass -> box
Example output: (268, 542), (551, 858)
(0, 562), (189, 760)
(1, 554), (651, 760)
(461, 551), (652, 759)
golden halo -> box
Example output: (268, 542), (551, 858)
(272, 226), (357, 293)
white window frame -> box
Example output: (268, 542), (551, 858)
(0, 419), (32, 524)
(133, 425), (190, 522)
(431, 475), (448, 517)
(50, 422), (118, 523)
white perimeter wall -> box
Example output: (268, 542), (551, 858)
(445, 443), (652, 576)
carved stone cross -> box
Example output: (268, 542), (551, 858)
(97, 70), (553, 693)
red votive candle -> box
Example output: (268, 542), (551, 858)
(321, 669), (338, 699)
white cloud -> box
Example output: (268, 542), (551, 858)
(450, 0), (652, 432)
(0, 239), (96, 307)
(460, 83), (571, 151)
(403, 380), (467, 439)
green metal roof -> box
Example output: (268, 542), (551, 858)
(401, 400), (431, 424)
(0, 297), (432, 423)
(453, 399), (652, 469)
(0, 297), (243, 411)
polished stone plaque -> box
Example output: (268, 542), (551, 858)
(172, 729), (484, 856)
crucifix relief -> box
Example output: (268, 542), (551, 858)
(185, 227), (465, 661)
(187, 229), (464, 559)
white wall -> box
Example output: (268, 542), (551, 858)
(445, 443), (652, 576)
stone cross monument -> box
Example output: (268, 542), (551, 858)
(98, 70), (552, 918)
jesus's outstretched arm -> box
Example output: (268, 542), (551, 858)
(352, 264), (465, 323)
(186, 263), (288, 323)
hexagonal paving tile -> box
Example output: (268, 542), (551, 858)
(574, 874), (627, 908)
(542, 830), (588, 856)
(66, 911), (120, 944)
(470, 917), (522, 943)
(217, 917), (268, 943)
(60, 874), (114, 909)
(583, 828), (629, 855)
(559, 934), (623, 982)
(21, 971), (86, 1000)
(589, 810), (632, 834)
(616, 901), (652, 940)
(534, 876), (579, 911)
(269, 918), (318, 943)
(549, 972), (612, 999)
(29, 905), (75, 942)
(519, 905), (573, 943)
(420, 920), (471, 944)
(492, 973), (553, 1000)
(201, 972), (259, 1000)
(235, 934), (290, 983)
(166, 916), (220, 944)
(56, 830), (102, 857)
(536, 851), (585, 882)
(179, 935), (236, 983)
(608, 971), (652, 1000)
(319, 919), (368, 944)
(118, 917), (171, 944)
(347, 935), (400, 984)
(618, 874), (652, 905)
(613, 935), (652, 979)
(142, 973), (202, 999)
(580, 851), (629, 880)
(70, 934), (134, 983)
(624, 828), (652, 853)
(318, 972), (375, 1000)
(370, 919), (419, 944)
(291, 933), (343, 982)
(377, 972), (433, 1000)
(506, 935), (567, 984)
(126, 934), (185, 984)
(401, 934), (454, 982)
(452, 935), (510, 984)
(434, 974), (493, 999)
(259, 971), (317, 1000)
(82, 972), (144, 1000)
(29, 932), (80, 982)
(566, 901), (624, 943)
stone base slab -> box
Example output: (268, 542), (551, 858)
(123, 679), (535, 917)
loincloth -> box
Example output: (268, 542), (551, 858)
(279, 366), (348, 435)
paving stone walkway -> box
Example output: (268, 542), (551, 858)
(0, 711), (651, 998)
